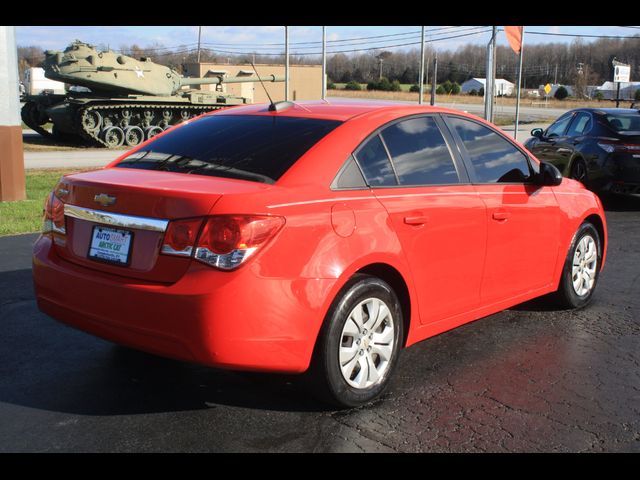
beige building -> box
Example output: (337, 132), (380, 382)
(183, 63), (323, 104)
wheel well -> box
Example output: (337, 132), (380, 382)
(584, 213), (606, 262)
(357, 263), (411, 347)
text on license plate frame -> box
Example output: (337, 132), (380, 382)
(87, 225), (134, 266)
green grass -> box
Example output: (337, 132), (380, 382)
(0, 169), (84, 236)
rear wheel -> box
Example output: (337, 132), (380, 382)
(570, 158), (588, 184)
(554, 222), (602, 308)
(308, 274), (403, 408)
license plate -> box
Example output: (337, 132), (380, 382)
(88, 225), (133, 266)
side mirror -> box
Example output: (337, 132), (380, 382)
(531, 128), (544, 138)
(537, 161), (563, 186)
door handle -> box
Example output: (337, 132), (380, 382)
(492, 211), (511, 221)
(404, 215), (429, 226)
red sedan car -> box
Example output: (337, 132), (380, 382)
(33, 100), (607, 407)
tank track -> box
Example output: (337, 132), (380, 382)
(21, 101), (56, 140)
(76, 103), (227, 148)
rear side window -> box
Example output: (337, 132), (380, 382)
(448, 116), (532, 183)
(380, 116), (459, 186)
(354, 135), (398, 187)
(116, 115), (342, 184)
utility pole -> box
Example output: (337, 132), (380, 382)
(0, 26), (26, 201)
(430, 52), (438, 106)
(321, 26), (327, 100)
(197, 26), (202, 63)
(285, 26), (289, 101)
(418, 26), (425, 104)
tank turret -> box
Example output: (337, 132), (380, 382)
(22, 40), (285, 148)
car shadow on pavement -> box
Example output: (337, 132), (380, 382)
(0, 269), (331, 416)
(600, 193), (640, 212)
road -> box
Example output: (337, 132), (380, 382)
(1, 196), (639, 452)
(23, 120), (553, 170)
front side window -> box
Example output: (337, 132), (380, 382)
(354, 135), (398, 187)
(448, 116), (532, 184)
(545, 114), (573, 137)
(380, 116), (459, 186)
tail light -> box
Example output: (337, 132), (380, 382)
(598, 141), (640, 153)
(195, 215), (285, 270)
(160, 215), (285, 271)
(42, 192), (66, 235)
(161, 218), (203, 257)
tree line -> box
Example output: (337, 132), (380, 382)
(17, 35), (640, 95)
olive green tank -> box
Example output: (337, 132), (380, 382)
(21, 40), (284, 148)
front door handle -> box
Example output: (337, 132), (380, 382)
(404, 215), (429, 226)
(492, 211), (511, 221)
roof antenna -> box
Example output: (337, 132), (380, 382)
(250, 61), (276, 110)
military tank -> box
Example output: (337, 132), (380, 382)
(21, 40), (284, 148)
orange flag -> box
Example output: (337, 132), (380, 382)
(505, 26), (523, 54)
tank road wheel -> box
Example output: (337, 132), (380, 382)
(101, 126), (125, 148)
(124, 126), (145, 147)
(81, 110), (102, 133)
(144, 126), (163, 141)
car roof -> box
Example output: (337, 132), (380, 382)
(210, 99), (475, 122)
(575, 107), (640, 115)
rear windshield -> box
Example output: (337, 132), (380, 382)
(604, 112), (640, 132)
(116, 115), (342, 184)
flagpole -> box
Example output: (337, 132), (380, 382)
(513, 28), (524, 140)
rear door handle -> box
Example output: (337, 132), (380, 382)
(404, 215), (429, 226)
(492, 211), (511, 221)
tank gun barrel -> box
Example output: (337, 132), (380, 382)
(179, 75), (285, 87)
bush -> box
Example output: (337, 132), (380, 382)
(441, 80), (453, 94)
(327, 80), (336, 90)
(450, 82), (461, 95)
(554, 86), (569, 100)
(479, 87), (485, 97)
(635, 89), (640, 101)
(468, 89), (478, 96)
(594, 91), (603, 101)
(409, 84), (420, 93)
(344, 81), (362, 91)
(367, 77), (399, 92)
(436, 85), (446, 95)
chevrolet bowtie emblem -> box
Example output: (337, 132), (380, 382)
(94, 193), (116, 207)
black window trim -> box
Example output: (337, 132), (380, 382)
(441, 113), (540, 186)
(343, 112), (470, 190)
(330, 154), (368, 191)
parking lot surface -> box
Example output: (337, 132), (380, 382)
(1, 196), (639, 452)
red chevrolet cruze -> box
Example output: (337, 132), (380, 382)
(33, 100), (607, 407)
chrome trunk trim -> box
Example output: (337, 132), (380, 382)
(64, 204), (169, 232)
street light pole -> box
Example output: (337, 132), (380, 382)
(197, 26), (202, 63)
(321, 26), (327, 100)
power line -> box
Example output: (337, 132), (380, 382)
(525, 30), (640, 40)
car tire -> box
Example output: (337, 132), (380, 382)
(569, 158), (588, 185)
(554, 222), (602, 309)
(307, 274), (403, 408)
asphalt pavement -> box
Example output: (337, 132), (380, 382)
(1, 196), (639, 452)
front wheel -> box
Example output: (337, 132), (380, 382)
(307, 274), (403, 408)
(554, 222), (602, 309)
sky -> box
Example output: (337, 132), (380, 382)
(15, 26), (639, 56)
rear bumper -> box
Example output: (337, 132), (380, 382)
(33, 235), (335, 373)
